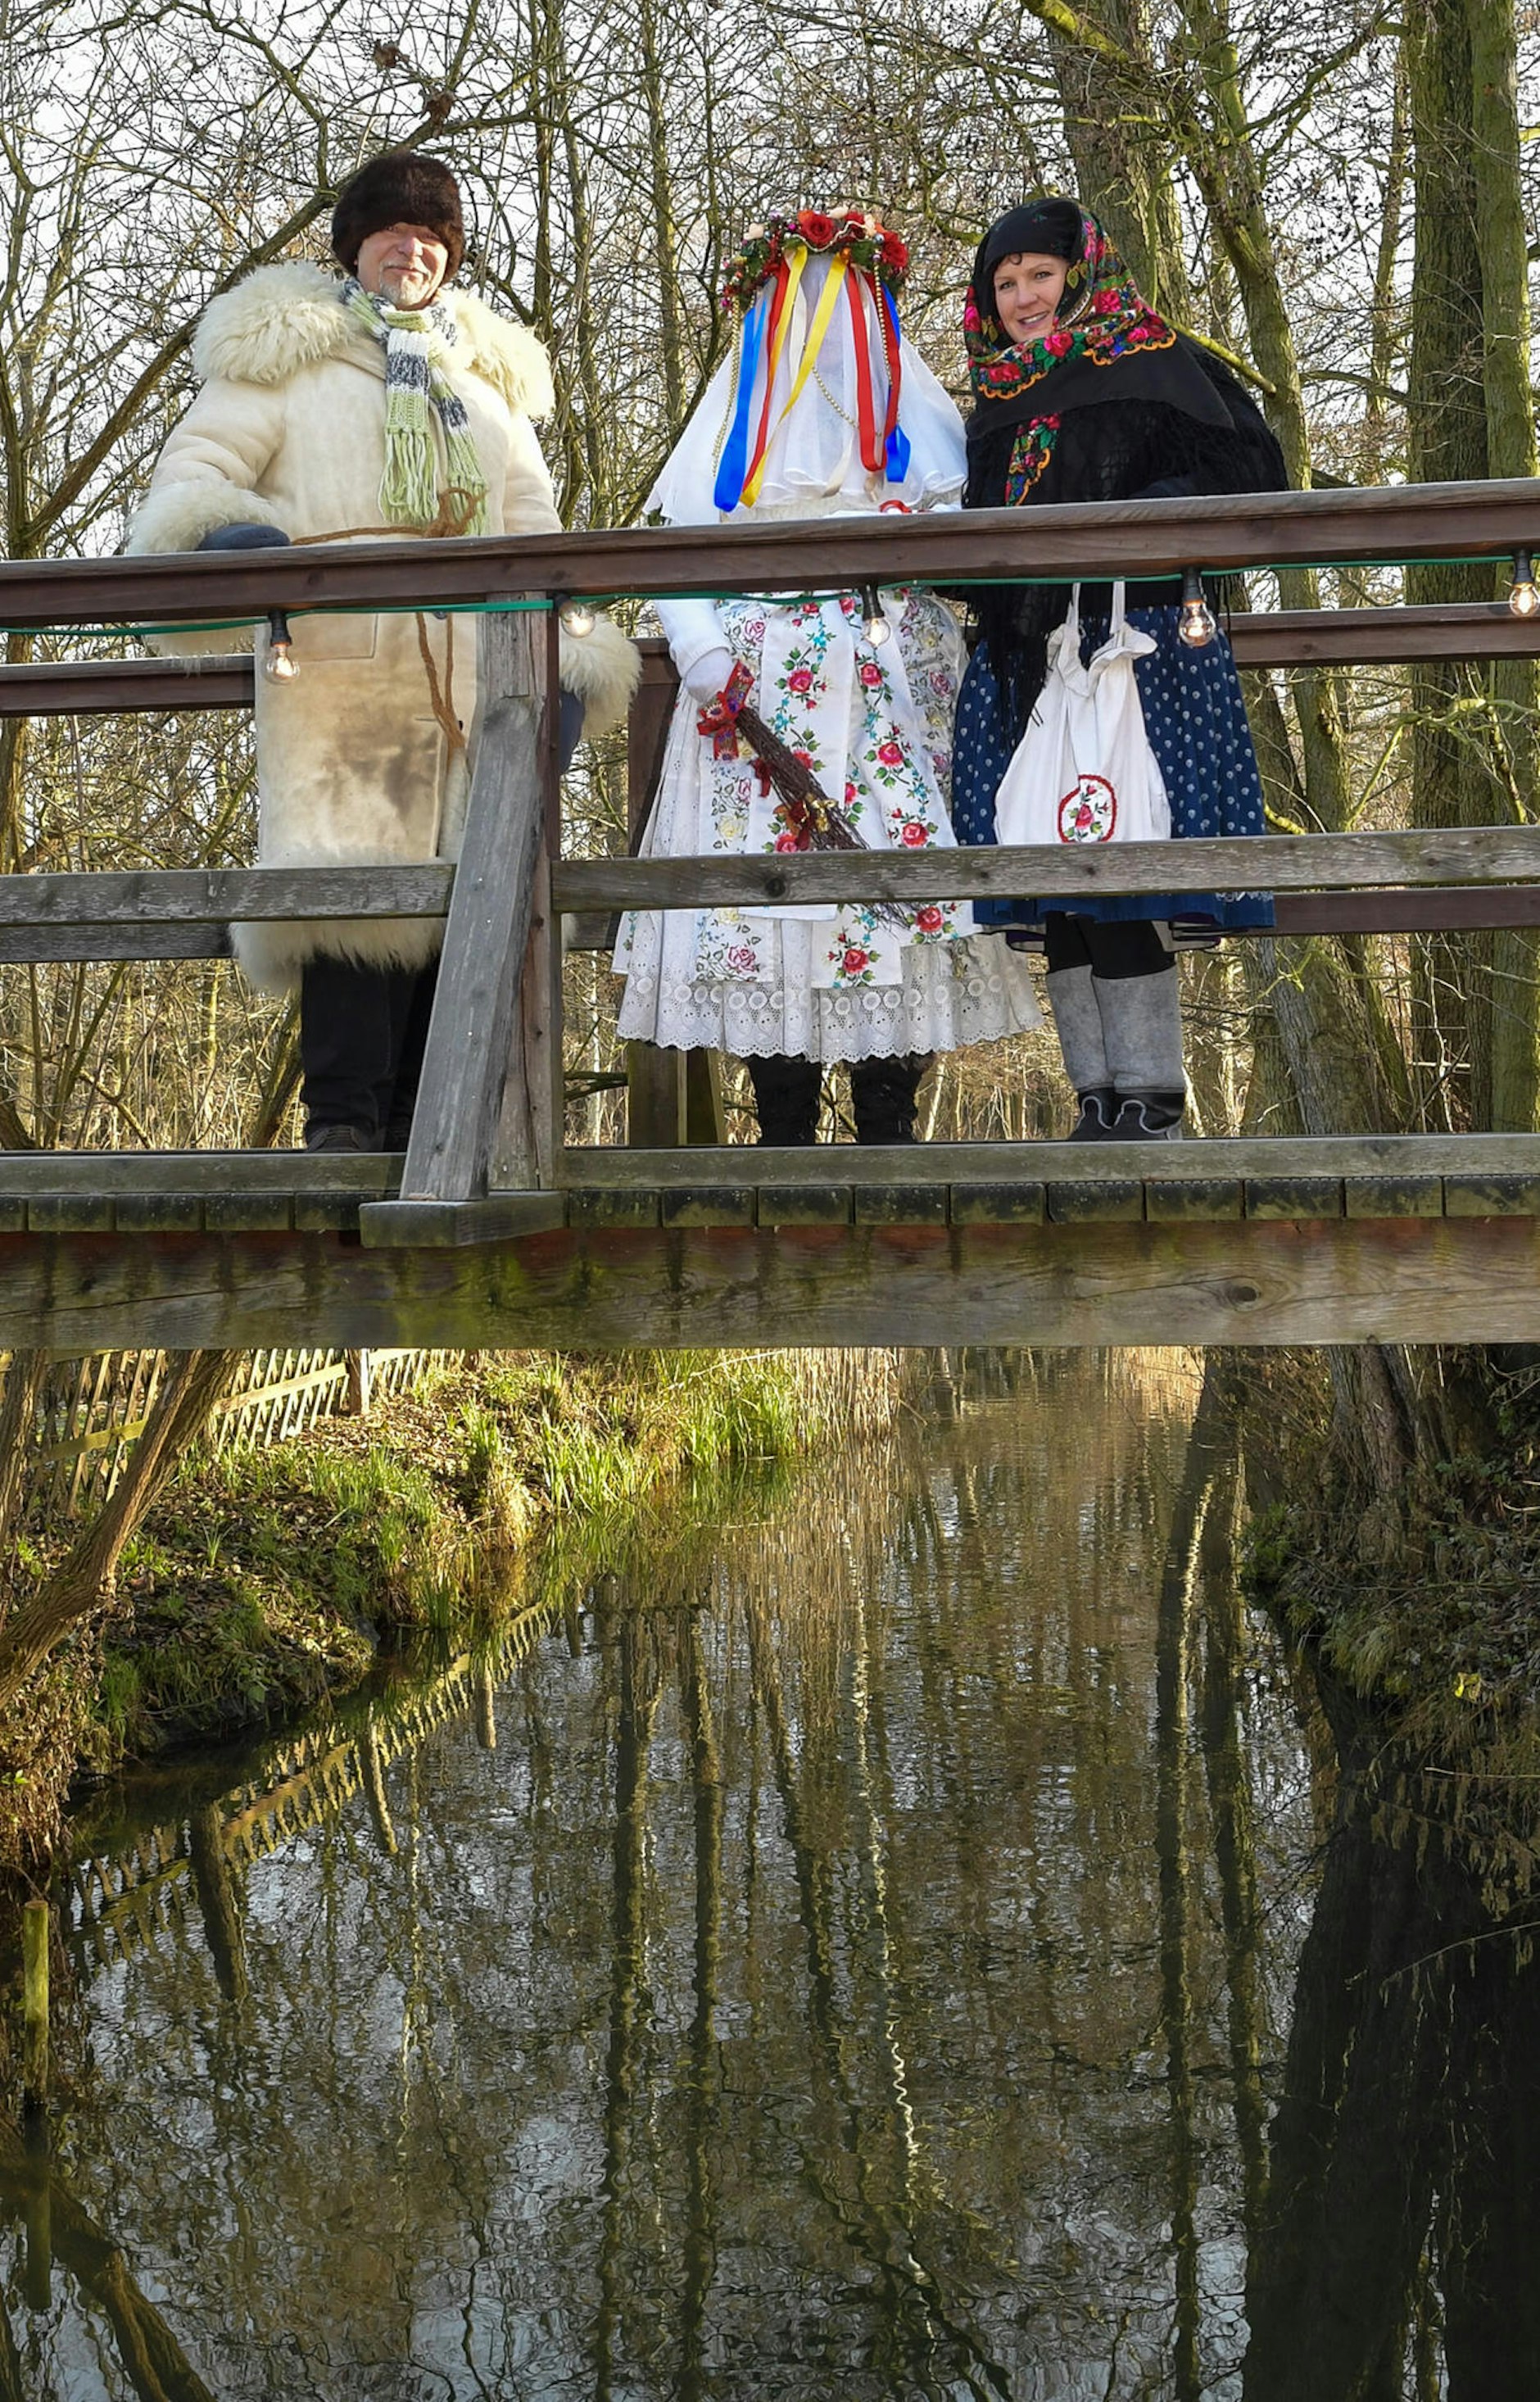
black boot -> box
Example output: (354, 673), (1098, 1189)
(1068, 1085), (1120, 1140)
(850, 1054), (926, 1144)
(1104, 1088), (1186, 1140)
(378, 961), (439, 1149)
(747, 1054), (822, 1144)
(299, 954), (406, 1149)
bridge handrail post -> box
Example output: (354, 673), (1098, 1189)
(400, 600), (550, 1200)
(491, 598), (564, 1186)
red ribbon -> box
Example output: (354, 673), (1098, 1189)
(695, 659), (753, 759)
(845, 271), (883, 474)
(866, 270), (903, 463)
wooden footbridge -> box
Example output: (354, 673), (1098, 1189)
(7, 479), (1540, 1350)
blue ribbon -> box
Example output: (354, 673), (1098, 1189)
(883, 288), (911, 487)
(713, 295), (768, 514)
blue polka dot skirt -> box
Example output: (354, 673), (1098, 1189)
(952, 604), (1275, 931)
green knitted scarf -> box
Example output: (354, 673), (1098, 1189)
(342, 278), (489, 534)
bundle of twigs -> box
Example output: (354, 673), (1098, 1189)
(697, 667), (908, 926)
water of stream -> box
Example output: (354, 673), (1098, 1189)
(7, 1350), (1539, 2400)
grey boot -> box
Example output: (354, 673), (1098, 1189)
(1044, 965), (1116, 1140)
(1094, 965), (1187, 1139)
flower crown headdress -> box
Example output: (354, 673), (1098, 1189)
(713, 206), (913, 511)
(720, 206), (910, 313)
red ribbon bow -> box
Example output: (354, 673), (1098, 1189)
(695, 659), (754, 758)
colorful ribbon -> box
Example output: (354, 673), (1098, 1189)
(880, 283), (910, 485)
(713, 242), (912, 507)
(712, 305), (765, 514)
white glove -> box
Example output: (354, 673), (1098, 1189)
(682, 648), (736, 707)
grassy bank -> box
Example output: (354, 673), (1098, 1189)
(1, 1348), (902, 1870)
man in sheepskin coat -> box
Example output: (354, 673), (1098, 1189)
(127, 152), (638, 1150)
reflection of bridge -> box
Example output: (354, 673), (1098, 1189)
(66, 1603), (552, 1978)
(7, 480), (1540, 1346)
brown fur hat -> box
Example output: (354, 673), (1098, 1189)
(331, 152), (465, 281)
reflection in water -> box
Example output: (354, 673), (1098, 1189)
(6, 1353), (1538, 2396)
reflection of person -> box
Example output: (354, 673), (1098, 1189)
(614, 206), (1038, 1146)
(128, 150), (638, 1150)
(952, 200), (1282, 1140)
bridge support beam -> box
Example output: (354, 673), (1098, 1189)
(5, 1213), (1540, 1351)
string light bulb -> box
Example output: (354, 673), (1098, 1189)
(1510, 551), (1539, 618)
(860, 584), (891, 646)
(559, 600), (596, 637)
(1178, 565), (1216, 648)
(263, 611), (299, 682)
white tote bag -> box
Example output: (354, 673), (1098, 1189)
(992, 584), (1171, 848)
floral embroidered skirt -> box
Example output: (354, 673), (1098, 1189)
(951, 604), (1275, 931)
(614, 589), (1040, 1063)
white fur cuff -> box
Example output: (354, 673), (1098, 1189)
(126, 481), (288, 559)
(558, 614), (641, 741)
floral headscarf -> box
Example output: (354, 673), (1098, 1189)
(964, 203), (1180, 499)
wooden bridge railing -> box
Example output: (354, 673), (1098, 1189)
(6, 475), (1540, 1243)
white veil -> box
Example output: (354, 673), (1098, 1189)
(645, 248), (965, 527)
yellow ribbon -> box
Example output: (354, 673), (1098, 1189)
(742, 243), (842, 507)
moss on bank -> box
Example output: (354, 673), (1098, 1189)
(1243, 1355), (1540, 1769)
(1, 1348), (900, 1868)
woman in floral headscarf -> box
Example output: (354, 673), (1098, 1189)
(952, 198), (1284, 1140)
(614, 206), (1038, 1145)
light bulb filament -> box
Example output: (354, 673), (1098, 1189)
(263, 611), (299, 681)
(1178, 566), (1216, 649)
(859, 582), (891, 646)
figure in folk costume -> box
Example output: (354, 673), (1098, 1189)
(951, 198), (1284, 1140)
(613, 206), (1040, 1145)
(128, 151), (639, 1151)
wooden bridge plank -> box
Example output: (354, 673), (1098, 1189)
(567, 1188), (661, 1227)
(659, 1187), (758, 1228)
(357, 1194), (566, 1248)
(1443, 1172), (1540, 1216)
(756, 1187), (854, 1226)
(853, 1185), (949, 1226)
(7, 602), (1540, 725)
(0, 865), (451, 927)
(0, 923), (233, 963)
(557, 1132), (1540, 1185)
(0, 658), (254, 715)
(8, 883), (1539, 963)
(1245, 1176), (1345, 1219)
(0, 1151), (399, 1194)
(1144, 1178), (1244, 1221)
(947, 1183), (1048, 1224)
(1343, 1175), (1444, 1219)
(555, 824), (1540, 913)
(1047, 1179), (1145, 1223)
(113, 1194), (205, 1233)
(4, 477), (1538, 628)
(11, 1217), (1540, 1350)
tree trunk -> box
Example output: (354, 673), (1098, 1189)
(0, 1347), (239, 1712)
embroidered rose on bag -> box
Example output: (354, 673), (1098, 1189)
(1058, 773), (1117, 842)
(899, 820), (929, 846)
(915, 905), (944, 931)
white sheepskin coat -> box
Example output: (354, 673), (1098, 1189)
(128, 262), (638, 990)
